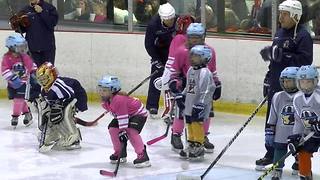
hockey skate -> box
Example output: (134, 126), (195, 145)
(171, 133), (183, 152)
(204, 136), (214, 153)
(291, 161), (299, 175)
(11, 116), (18, 129)
(255, 157), (273, 171)
(148, 108), (158, 119)
(23, 112), (33, 127)
(39, 141), (57, 153)
(189, 142), (205, 161)
(133, 145), (151, 168)
(110, 142), (127, 164)
(271, 169), (282, 180)
(64, 140), (81, 150)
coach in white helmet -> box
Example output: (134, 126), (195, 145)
(144, 2), (178, 118)
(256, 0), (313, 173)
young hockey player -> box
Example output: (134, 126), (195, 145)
(177, 45), (215, 160)
(288, 65), (320, 180)
(1, 33), (35, 128)
(97, 75), (151, 168)
(264, 67), (300, 179)
(35, 62), (87, 152)
(169, 23), (219, 153)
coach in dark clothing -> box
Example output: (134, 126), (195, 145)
(256, 0), (313, 170)
(20, 0), (58, 67)
(144, 2), (177, 116)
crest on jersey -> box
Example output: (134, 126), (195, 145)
(186, 78), (196, 94)
(12, 62), (26, 78)
(301, 110), (318, 128)
(281, 105), (295, 125)
(283, 40), (290, 49)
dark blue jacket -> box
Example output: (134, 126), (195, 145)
(267, 25), (313, 92)
(20, 0), (58, 51)
(144, 14), (177, 64)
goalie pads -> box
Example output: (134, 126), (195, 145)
(50, 102), (64, 124)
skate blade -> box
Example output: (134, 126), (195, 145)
(134, 161), (151, 168)
(204, 148), (214, 153)
(189, 156), (204, 162)
(255, 165), (267, 171)
(110, 158), (127, 164)
(24, 120), (33, 127)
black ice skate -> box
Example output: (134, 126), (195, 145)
(133, 145), (151, 168)
(271, 169), (282, 180)
(292, 161), (299, 175)
(255, 157), (273, 171)
(23, 112), (33, 126)
(171, 133), (183, 152)
(11, 116), (18, 128)
(189, 142), (205, 161)
(110, 142), (127, 164)
(204, 136), (214, 153)
(148, 108), (158, 119)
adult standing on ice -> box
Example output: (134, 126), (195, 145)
(256, 0), (313, 171)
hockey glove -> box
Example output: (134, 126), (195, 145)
(263, 74), (270, 97)
(260, 46), (272, 61)
(169, 79), (181, 94)
(213, 81), (222, 100)
(174, 93), (185, 111)
(308, 118), (320, 134)
(265, 127), (275, 147)
(287, 134), (302, 154)
(8, 74), (23, 89)
(192, 103), (205, 120)
(151, 60), (164, 70)
(118, 131), (128, 143)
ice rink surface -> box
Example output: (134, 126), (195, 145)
(0, 100), (319, 180)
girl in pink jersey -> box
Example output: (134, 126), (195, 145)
(1, 33), (36, 128)
(97, 75), (151, 168)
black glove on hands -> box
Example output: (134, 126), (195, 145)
(308, 118), (320, 134)
(287, 134), (302, 154)
(119, 131), (128, 143)
(260, 45), (283, 63)
(151, 60), (164, 70)
(174, 93), (185, 111)
(213, 81), (222, 100)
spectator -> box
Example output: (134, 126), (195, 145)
(64, 0), (91, 21)
(92, 1), (107, 22)
(144, 2), (177, 117)
(134, 0), (160, 24)
(113, 0), (138, 25)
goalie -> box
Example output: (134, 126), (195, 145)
(35, 62), (88, 153)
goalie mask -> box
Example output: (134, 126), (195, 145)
(36, 62), (58, 92)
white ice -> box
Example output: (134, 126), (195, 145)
(0, 100), (319, 180)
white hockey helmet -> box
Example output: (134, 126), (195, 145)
(278, 0), (302, 22)
(158, 2), (175, 20)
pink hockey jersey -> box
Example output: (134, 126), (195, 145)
(1, 52), (35, 83)
(102, 95), (148, 130)
(170, 44), (219, 82)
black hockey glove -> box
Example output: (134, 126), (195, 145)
(174, 93), (185, 111)
(265, 127), (275, 147)
(287, 134), (302, 154)
(213, 81), (222, 100)
(308, 118), (320, 134)
(169, 79), (181, 94)
(260, 45), (283, 63)
(118, 131), (128, 143)
(263, 75), (270, 98)
(192, 103), (205, 120)
(151, 60), (164, 70)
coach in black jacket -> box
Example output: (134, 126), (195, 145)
(20, 0), (58, 67)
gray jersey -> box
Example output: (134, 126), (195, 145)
(183, 67), (215, 118)
(267, 91), (296, 144)
(293, 86), (320, 139)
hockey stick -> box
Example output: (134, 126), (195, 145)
(75, 70), (159, 127)
(100, 141), (127, 177)
(257, 131), (315, 180)
(176, 96), (267, 180)
(147, 120), (170, 145)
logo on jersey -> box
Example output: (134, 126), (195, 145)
(12, 62), (26, 78)
(186, 78), (196, 94)
(301, 110), (318, 128)
(283, 40), (290, 49)
(281, 105), (295, 125)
